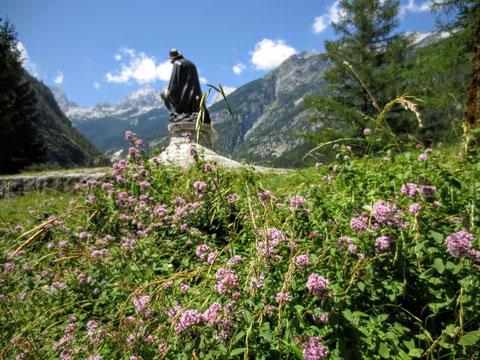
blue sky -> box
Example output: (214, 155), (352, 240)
(2, 0), (437, 108)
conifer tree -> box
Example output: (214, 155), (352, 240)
(0, 18), (44, 174)
(435, 0), (480, 146)
(305, 0), (411, 139)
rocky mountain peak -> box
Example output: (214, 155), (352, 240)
(49, 85), (80, 113)
(118, 85), (164, 110)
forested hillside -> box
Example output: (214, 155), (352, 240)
(0, 19), (109, 174)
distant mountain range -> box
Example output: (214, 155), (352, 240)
(51, 31), (452, 167)
(26, 74), (109, 169)
(52, 85), (171, 159)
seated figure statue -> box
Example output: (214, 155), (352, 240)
(161, 49), (211, 124)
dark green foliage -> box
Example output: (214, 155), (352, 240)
(305, 0), (412, 138)
(433, 0), (480, 40)
(402, 33), (471, 144)
(0, 19), (45, 174)
(402, 0), (480, 145)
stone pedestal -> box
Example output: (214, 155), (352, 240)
(168, 122), (213, 148)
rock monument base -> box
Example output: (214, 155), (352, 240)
(168, 122), (213, 148)
(156, 122), (286, 174)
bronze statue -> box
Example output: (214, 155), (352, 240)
(161, 49), (211, 124)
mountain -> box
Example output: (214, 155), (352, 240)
(27, 74), (109, 168)
(50, 86), (81, 111)
(410, 31), (451, 48)
(210, 86), (236, 105)
(52, 85), (171, 158)
(209, 50), (328, 167)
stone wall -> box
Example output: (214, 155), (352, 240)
(0, 170), (111, 199)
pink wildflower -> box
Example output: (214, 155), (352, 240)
(306, 274), (330, 299)
(174, 309), (203, 334)
(408, 203), (421, 214)
(350, 215), (368, 232)
(303, 337), (328, 359)
(215, 267), (239, 295)
(193, 181), (207, 192)
(421, 185), (436, 197)
(276, 291), (291, 303)
(196, 244), (211, 261)
(296, 254), (311, 270)
(445, 230), (474, 258)
(375, 235), (395, 254)
(401, 183), (419, 199)
(202, 302), (222, 325)
(290, 195), (307, 211)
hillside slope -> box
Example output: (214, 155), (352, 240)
(28, 74), (109, 169)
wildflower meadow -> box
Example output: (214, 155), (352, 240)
(1, 131), (479, 359)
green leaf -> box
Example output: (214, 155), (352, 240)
(379, 342), (390, 358)
(218, 344), (227, 354)
(458, 330), (480, 345)
(357, 281), (365, 292)
(279, 339), (303, 359)
(342, 309), (354, 322)
(433, 258), (445, 274)
(230, 348), (246, 356)
(430, 231), (444, 245)
(243, 309), (251, 322)
(352, 311), (368, 318)
(294, 304), (305, 314)
(408, 348), (423, 357)
(376, 314), (389, 322)
(232, 330), (245, 345)
(261, 331), (273, 342)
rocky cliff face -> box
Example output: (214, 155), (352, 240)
(209, 50), (328, 166)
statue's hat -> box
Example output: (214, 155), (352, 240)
(168, 48), (182, 59)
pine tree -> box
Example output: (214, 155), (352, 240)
(0, 18), (44, 174)
(304, 0), (411, 140)
(432, 1), (480, 147)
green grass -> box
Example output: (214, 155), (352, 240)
(0, 189), (79, 227)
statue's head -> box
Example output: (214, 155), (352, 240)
(168, 48), (183, 62)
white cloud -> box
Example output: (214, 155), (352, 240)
(16, 42), (40, 77)
(233, 62), (246, 75)
(401, 0), (432, 15)
(199, 77), (208, 84)
(106, 47), (173, 84)
(312, 0), (345, 34)
(94, 81), (100, 89)
(250, 39), (296, 71)
(53, 71), (64, 84)
(313, 16), (328, 34)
